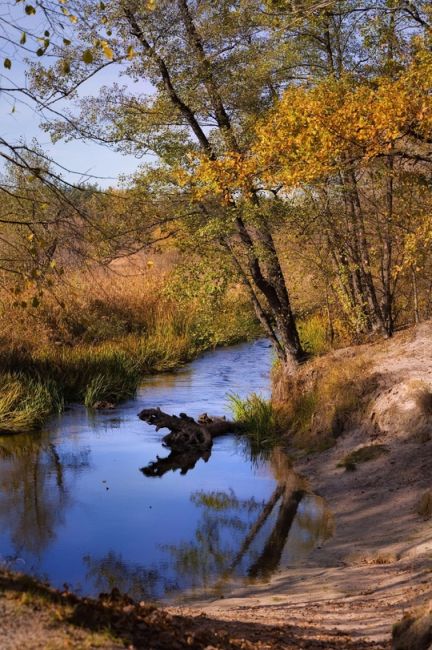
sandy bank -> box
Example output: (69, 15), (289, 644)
(178, 322), (432, 648)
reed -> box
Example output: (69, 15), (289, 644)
(228, 392), (286, 454)
(0, 372), (63, 434)
(0, 257), (260, 432)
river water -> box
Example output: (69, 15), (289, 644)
(0, 340), (332, 602)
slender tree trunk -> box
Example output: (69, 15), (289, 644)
(411, 265), (420, 324)
(382, 154), (395, 335)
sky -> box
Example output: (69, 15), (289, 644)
(0, 3), (142, 188)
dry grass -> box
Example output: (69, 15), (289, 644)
(346, 551), (398, 566)
(337, 444), (389, 471)
(273, 351), (376, 451)
(0, 254), (260, 431)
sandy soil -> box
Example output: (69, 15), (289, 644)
(177, 322), (432, 648)
(2, 323), (432, 649)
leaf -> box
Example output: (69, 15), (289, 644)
(3, 58), (11, 69)
(63, 38), (71, 46)
(101, 40), (114, 60)
(127, 45), (136, 60)
(31, 296), (40, 309)
(68, 14), (78, 23)
(61, 60), (71, 74)
(82, 49), (94, 64)
(20, 32), (27, 45)
(24, 4), (36, 15)
(36, 47), (45, 57)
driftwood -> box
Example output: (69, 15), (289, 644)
(138, 407), (238, 452)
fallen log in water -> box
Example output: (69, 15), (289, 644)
(137, 407), (239, 452)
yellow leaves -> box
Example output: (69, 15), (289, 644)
(185, 48), (432, 205)
(187, 151), (252, 203)
(126, 45), (136, 60)
(101, 40), (114, 60)
(250, 49), (432, 191)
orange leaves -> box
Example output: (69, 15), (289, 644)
(186, 49), (432, 201)
(181, 151), (252, 203)
(255, 50), (432, 190)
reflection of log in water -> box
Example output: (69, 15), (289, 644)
(139, 408), (238, 477)
(248, 488), (304, 579)
(141, 448), (211, 478)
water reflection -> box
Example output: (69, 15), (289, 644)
(0, 431), (90, 560)
(0, 341), (333, 601)
(157, 448), (333, 598)
(83, 551), (175, 601)
(141, 448), (212, 478)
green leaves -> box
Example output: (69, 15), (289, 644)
(3, 58), (11, 69)
(24, 4), (36, 15)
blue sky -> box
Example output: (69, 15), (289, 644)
(0, 5), (142, 188)
(2, 72), (141, 188)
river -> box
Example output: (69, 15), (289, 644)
(0, 340), (332, 602)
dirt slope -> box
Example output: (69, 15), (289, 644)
(186, 322), (432, 648)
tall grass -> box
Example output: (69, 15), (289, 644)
(228, 392), (286, 455)
(0, 256), (260, 433)
(0, 373), (63, 434)
(273, 353), (375, 451)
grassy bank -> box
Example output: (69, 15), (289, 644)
(0, 257), (260, 433)
(229, 347), (377, 455)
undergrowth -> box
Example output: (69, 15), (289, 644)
(0, 259), (260, 433)
(228, 392), (287, 456)
(337, 444), (389, 471)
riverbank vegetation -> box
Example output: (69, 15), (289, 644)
(1, 1), (432, 428)
(0, 256), (259, 432)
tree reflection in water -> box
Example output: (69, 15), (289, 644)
(83, 551), (177, 601)
(161, 447), (333, 596)
(0, 431), (90, 560)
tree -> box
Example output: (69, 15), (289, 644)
(29, 0), (432, 354)
(29, 0), (321, 367)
